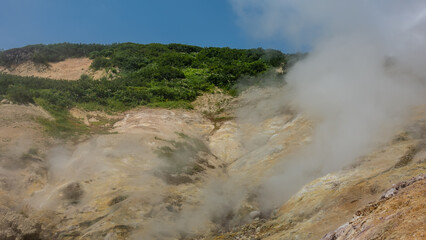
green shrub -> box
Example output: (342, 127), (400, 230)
(0, 43), (107, 67)
(148, 100), (193, 109)
(167, 43), (202, 53)
(158, 52), (193, 68)
(91, 56), (111, 70)
(34, 98), (88, 138)
(7, 85), (34, 104)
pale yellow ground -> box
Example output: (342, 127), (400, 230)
(0, 58), (106, 80)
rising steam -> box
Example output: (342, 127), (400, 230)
(232, 0), (426, 210)
(136, 1), (426, 236)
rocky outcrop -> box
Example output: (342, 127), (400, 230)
(322, 174), (425, 240)
(0, 207), (42, 240)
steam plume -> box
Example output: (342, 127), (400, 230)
(231, 0), (426, 210)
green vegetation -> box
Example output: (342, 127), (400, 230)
(34, 97), (89, 139)
(0, 42), (287, 91)
(0, 42), (290, 138)
(0, 43), (107, 66)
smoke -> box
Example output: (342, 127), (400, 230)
(231, 0), (426, 210)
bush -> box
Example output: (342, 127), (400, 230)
(158, 52), (194, 68)
(7, 85), (34, 104)
(131, 66), (185, 83)
(148, 100), (193, 109)
(167, 43), (202, 53)
(0, 43), (108, 66)
(36, 89), (73, 108)
(91, 57), (111, 70)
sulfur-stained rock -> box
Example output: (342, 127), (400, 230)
(322, 174), (426, 240)
(60, 182), (84, 203)
(0, 207), (42, 240)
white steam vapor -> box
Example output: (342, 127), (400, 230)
(231, 0), (426, 51)
(231, 0), (426, 210)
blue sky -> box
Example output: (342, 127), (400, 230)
(0, 0), (292, 52)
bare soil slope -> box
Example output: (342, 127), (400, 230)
(0, 89), (424, 239)
(322, 174), (425, 240)
(0, 102), (56, 212)
(0, 58), (106, 80)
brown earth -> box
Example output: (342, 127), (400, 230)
(322, 174), (425, 240)
(0, 58), (107, 80)
(0, 102), (56, 212)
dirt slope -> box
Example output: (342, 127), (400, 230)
(0, 102), (55, 210)
(0, 58), (106, 80)
(322, 174), (425, 240)
(0, 89), (424, 239)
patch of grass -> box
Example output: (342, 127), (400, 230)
(37, 117), (88, 139)
(34, 98), (89, 139)
(87, 115), (120, 135)
(75, 101), (106, 112)
(147, 100), (193, 109)
(76, 99), (131, 113)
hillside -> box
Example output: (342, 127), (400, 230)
(0, 86), (424, 239)
(0, 43), (424, 240)
(0, 43), (293, 139)
(0, 43), (288, 85)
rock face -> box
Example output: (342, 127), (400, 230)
(60, 182), (84, 203)
(0, 99), (11, 104)
(0, 207), (41, 240)
(322, 174), (426, 240)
